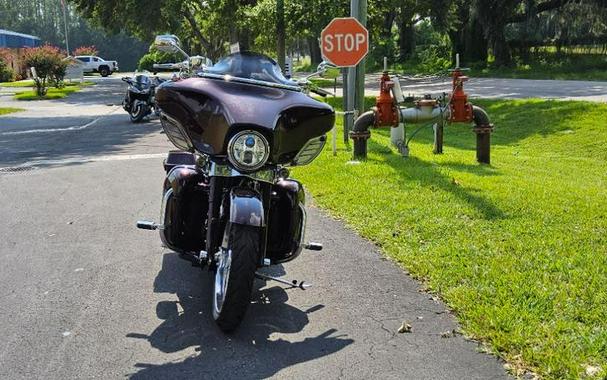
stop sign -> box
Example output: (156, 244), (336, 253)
(320, 17), (369, 67)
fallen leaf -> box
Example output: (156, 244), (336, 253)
(398, 321), (412, 333)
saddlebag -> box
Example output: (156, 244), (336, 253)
(160, 152), (208, 253)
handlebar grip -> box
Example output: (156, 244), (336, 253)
(311, 88), (333, 97)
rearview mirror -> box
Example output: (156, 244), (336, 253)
(154, 35), (183, 54)
(189, 56), (205, 69)
(317, 61), (337, 74)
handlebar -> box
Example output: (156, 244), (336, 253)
(153, 62), (185, 70)
(310, 87), (333, 98)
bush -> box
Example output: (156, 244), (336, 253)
(0, 59), (15, 82)
(138, 48), (180, 71)
(51, 59), (68, 88)
(73, 45), (98, 56)
(22, 45), (66, 96)
(415, 45), (451, 74)
(0, 49), (16, 82)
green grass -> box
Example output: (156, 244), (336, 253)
(391, 51), (607, 81)
(0, 79), (35, 87)
(13, 81), (93, 101)
(474, 63), (607, 81)
(475, 50), (607, 81)
(294, 56), (313, 72)
(0, 107), (24, 116)
(1, 79), (94, 88)
(293, 97), (607, 379)
(309, 78), (341, 88)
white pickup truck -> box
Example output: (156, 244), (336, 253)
(74, 56), (119, 77)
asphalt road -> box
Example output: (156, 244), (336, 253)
(322, 73), (607, 101)
(0, 77), (509, 379)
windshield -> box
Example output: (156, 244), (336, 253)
(203, 52), (297, 88)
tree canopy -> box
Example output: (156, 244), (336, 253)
(3, 0), (607, 70)
(0, 0), (148, 70)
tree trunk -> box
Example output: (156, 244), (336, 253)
(492, 29), (512, 67)
(397, 6), (416, 61)
(308, 37), (322, 66)
(398, 23), (415, 60)
(464, 16), (488, 64)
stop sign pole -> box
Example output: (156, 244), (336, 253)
(351, 0), (367, 143)
(320, 0), (368, 144)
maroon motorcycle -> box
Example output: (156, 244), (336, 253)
(137, 35), (335, 331)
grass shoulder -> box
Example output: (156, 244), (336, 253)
(388, 51), (607, 81)
(294, 96), (607, 379)
(13, 81), (94, 101)
(0, 107), (24, 116)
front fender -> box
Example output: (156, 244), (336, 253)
(229, 188), (264, 227)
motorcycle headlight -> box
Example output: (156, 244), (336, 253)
(227, 130), (270, 172)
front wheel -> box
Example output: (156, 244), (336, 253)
(129, 102), (146, 123)
(99, 66), (110, 77)
(213, 223), (259, 332)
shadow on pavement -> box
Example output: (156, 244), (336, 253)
(127, 253), (353, 379)
(0, 114), (164, 167)
(56, 79), (126, 106)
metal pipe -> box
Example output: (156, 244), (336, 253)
(351, 110), (375, 159)
(472, 105), (493, 164)
(433, 120), (444, 154)
(390, 123), (404, 147)
(399, 105), (446, 124)
(351, 104), (450, 159)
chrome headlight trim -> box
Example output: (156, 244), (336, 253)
(227, 130), (270, 172)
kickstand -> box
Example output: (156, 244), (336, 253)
(255, 272), (311, 290)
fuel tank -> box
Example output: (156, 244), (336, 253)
(155, 77), (335, 164)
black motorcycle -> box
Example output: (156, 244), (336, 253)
(137, 35), (335, 332)
(121, 73), (165, 123)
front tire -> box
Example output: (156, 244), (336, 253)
(99, 66), (110, 77)
(213, 224), (258, 332)
(130, 102), (146, 123)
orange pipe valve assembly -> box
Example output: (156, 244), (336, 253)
(350, 57), (494, 164)
(449, 67), (473, 123)
(374, 71), (400, 127)
(349, 70), (401, 158)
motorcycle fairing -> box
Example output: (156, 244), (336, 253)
(155, 77), (335, 162)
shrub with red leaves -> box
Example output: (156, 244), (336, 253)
(22, 45), (67, 95)
(0, 48), (16, 82)
(73, 45), (99, 57)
